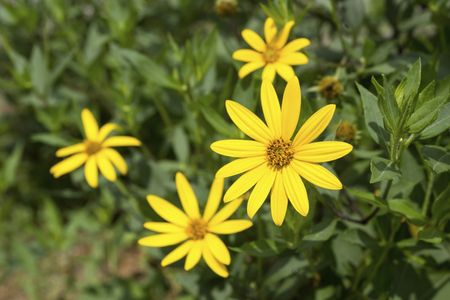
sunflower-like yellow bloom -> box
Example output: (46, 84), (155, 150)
(138, 173), (252, 278)
(232, 17), (310, 82)
(50, 109), (141, 188)
(211, 77), (352, 226)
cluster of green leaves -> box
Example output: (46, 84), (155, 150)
(0, 0), (449, 299)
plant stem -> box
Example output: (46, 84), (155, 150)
(422, 171), (435, 216)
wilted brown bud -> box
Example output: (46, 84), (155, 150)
(318, 76), (343, 99)
(215, 0), (238, 17)
(336, 121), (357, 142)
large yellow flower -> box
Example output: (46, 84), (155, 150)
(211, 77), (352, 226)
(233, 17), (310, 82)
(138, 173), (252, 278)
(50, 108), (141, 188)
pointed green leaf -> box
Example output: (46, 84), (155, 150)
(370, 157), (401, 183)
(356, 82), (388, 145)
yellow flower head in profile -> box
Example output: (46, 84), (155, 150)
(211, 77), (353, 226)
(138, 173), (252, 278)
(50, 108), (141, 188)
(233, 17), (310, 82)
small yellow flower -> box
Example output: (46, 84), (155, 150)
(232, 17), (310, 82)
(335, 121), (357, 143)
(138, 173), (252, 278)
(211, 77), (352, 225)
(50, 108), (141, 188)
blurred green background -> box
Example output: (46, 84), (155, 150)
(0, 0), (449, 299)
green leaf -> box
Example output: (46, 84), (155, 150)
(346, 188), (387, 208)
(234, 239), (286, 257)
(303, 219), (338, 241)
(200, 106), (236, 137)
(418, 227), (443, 244)
(395, 58), (421, 109)
(422, 145), (450, 174)
(30, 45), (48, 96)
(388, 199), (426, 225)
(356, 82), (388, 145)
(370, 157), (401, 183)
(32, 133), (71, 146)
(171, 126), (190, 163)
(431, 185), (450, 227)
(2, 142), (24, 189)
(420, 103), (450, 139)
(372, 76), (399, 133)
(407, 95), (447, 133)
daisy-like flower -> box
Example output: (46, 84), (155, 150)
(211, 77), (353, 226)
(50, 108), (141, 188)
(232, 17), (310, 82)
(138, 173), (252, 278)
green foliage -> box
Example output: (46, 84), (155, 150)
(1, 0), (449, 299)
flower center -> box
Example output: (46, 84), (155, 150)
(263, 45), (279, 63)
(266, 138), (294, 170)
(84, 140), (102, 155)
(186, 219), (208, 240)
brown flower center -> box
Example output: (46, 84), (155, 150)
(186, 219), (208, 240)
(85, 140), (102, 155)
(266, 138), (294, 170)
(263, 45), (280, 63)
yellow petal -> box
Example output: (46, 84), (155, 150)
(97, 123), (119, 141)
(281, 38), (311, 54)
(175, 172), (201, 219)
(282, 166), (309, 216)
(144, 222), (184, 233)
(247, 168), (276, 218)
(138, 232), (187, 247)
(204, 233), (231, 265)
(96, 152), (117, 181)
(146, 195), (189, 227)
(55, 143), (85, 157)
(184, 241), (203, 271)
(264, 17), (277, 43)
(262, 64), (276, 82)
(261, 80), (282, 136)
(210, 139), (267, 158)
(50, 153), (87, 177)
(242, 29), (266, 52)
(274, 21), (295, 49)
(292, 160), (342, 190)
(232, 49), (263, 62)
(281, 76), (301, 140)
(102, 136), (141, 147)
(223, 164), (268, 202)
(84, 156), (98, 188)
(209, 220), (252, 234)
(278, 52), (309, 65)
(209, 198), (244, 226)
(238, 61), (265, 78)
(275, 63), (295, 81)
(216, 156), (265, 178)
(202, 244), (229, 278)
(102, 148), (128, 174)
(225, 100), (272, 143)
(295, 141), (353, 163)
(203, 177), (224, 222)
(81, 108), (99, 140)
(271, 173), (288, 226)
(161, 240), (193, 267)
(293, 104), (336, 148)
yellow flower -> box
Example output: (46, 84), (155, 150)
(232, 17), (310, 82)
(211, 77), (352, 226)
(50, 108), (141, 188)
(138, 173), (252, 278)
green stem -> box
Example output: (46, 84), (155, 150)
(422, 171), (435, 216)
